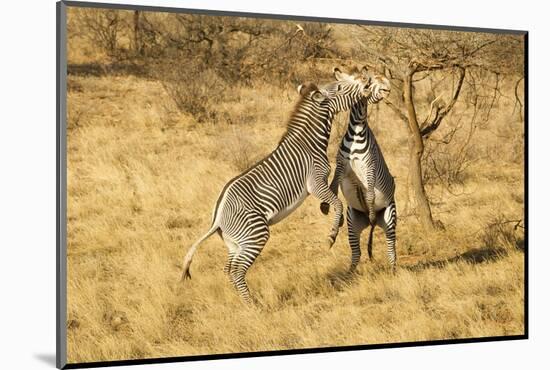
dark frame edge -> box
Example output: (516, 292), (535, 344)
(523, 32), (529, 339)
(57, 1), (68, 369)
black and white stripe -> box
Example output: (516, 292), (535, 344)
(181, 68), (374, 303)
(322, 68), (397, 272)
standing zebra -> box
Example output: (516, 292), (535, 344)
(181, 67), (375, 303)
(320, 68), (396, 272)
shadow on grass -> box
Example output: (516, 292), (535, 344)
(323, 238), (525, 282)
(325, 268), (362, 291)
(515, 238), (525, 251)
(405, 244), (521, 272)
(68, 62), (149, 77)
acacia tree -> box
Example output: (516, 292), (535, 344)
(351, 26), (523, 229)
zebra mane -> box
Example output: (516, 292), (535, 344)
(279, 86), (329, 143)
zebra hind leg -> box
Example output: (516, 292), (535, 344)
(376, 202), (397, 273)
(222, 236), (238, 276)
(228, 244), (266, 304)
(222, 219), (269, 304)
(346, 207), (368, 272)
(223, 252), (235, 276)
(221, 238), (238, 290)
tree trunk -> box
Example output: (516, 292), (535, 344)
(403, 69), (436, 229)
(133, 11), (142, 56)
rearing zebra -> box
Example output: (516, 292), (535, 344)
(181, 67), (375, 303)
(320, 68), (397, 272)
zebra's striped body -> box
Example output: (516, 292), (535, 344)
(323, 70), (397, 271)
(182, 69), (374, 303)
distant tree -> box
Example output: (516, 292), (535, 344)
(134, 13), (336, 83)
(130, 13), (340, 121)
(77, 9), (123, 57)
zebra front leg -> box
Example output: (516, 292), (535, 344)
(347, 207), (368, 272)
(321, 151), (346, 220)
(320, 176), (339, 216)
(310, 181), (344, 248)
(376, 201), (397, 272)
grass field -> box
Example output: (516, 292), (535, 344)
(65, 72), (524, 364)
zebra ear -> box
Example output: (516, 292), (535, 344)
(334, 67), (357, 82)
(298, 82), (319, 97)
(333, 67), (346, 81)
(298, 82), (326, 102)
(311, 90), (326, 103)
(361, 66), (373, 83)
(383, 67), (392, 79)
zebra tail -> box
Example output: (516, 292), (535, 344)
(181, 224), (219, 281)
(367, 225), (375, 260)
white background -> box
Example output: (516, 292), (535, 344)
(0, 0), (546, 369)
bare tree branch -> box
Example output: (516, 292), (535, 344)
(384, 99), (408, 122)
(513, 76), (525, 122)
(420, 66), (466, 137)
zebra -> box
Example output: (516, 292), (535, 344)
(320, 67), (396, 272)
(181, 67), (376, 303)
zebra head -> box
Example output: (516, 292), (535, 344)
(297, 67), (390, 114)
(334, 67), (391, 126)
(356, 66), (391, 104)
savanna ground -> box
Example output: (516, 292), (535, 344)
(65, 7), (525, 364)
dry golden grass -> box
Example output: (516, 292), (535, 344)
(66, 74), (524, 364)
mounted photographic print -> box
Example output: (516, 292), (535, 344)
(56, 1), (527, 368)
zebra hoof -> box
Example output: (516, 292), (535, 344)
(180, 270), (191, 282)
(325, 237), (335, 249)
(320, 202), (330, 215)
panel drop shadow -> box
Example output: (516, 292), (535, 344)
(34, 353), (56, 367)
